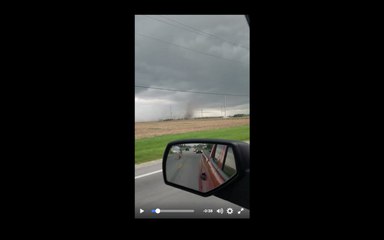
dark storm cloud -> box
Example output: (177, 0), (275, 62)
(135, 15), (249, 121)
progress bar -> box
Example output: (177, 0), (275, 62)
(161, 210), (195, 213)
(151, 208), (194, 214)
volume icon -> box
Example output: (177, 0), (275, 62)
(217, 208), (224, 214)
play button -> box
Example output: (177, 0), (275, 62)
(140, 209), (144, 214)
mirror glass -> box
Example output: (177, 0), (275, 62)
(165, 143), (237, 193)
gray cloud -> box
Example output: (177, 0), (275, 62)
(135, 15), (249, 122)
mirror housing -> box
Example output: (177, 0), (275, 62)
(162, 139), (249, 208)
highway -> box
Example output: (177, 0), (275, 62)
(135, 149), (250, 219)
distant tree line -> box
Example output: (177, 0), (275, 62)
(231, 114), (249, 118)
(160, 114), (249, 121)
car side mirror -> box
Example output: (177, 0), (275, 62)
(162, 139), (249, 198)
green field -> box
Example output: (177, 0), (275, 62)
(135, 125), (249, 164)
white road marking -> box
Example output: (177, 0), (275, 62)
(135, 169), (163, 179)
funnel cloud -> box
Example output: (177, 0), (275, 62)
(135, 15), (249, 122)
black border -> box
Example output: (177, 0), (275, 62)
(22, 4), (360, 229)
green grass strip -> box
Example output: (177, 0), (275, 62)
(135, 125), (249, 164)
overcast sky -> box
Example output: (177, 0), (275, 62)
(135, 15), (249, 122)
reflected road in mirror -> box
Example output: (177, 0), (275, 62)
(166, 145), (201, 192)
(165, 143), (237, 193)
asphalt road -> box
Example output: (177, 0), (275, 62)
(135, 153), (250, 219)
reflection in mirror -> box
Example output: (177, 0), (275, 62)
(165, 143), (237, 193)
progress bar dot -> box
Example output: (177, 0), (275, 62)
(151, 208), (160, 214)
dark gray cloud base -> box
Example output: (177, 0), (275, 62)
(135, 15), (249, 121)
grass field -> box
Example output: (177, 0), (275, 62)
(135, 125), (249, 164)
(135, 117), (249, 139)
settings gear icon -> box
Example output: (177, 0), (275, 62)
(226, 208), (233, 214)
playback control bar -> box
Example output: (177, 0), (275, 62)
(138, 207), (246, 215)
